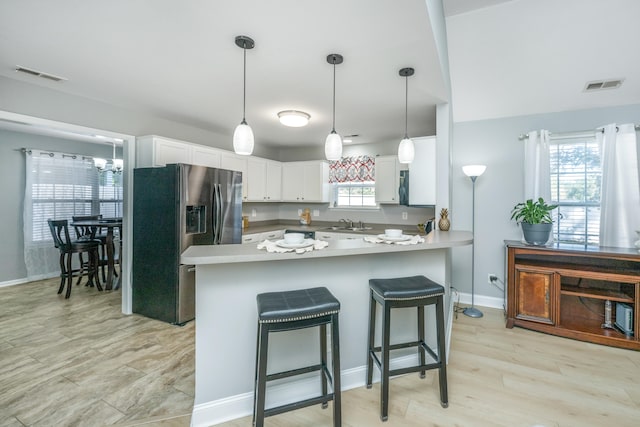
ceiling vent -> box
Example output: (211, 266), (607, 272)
(15, 65), (67, 82)
(584, 78), (624, 92)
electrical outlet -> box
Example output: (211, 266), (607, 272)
(297, 209), (302, 216)
(251, 209), (257, 217)
(488, 273), (498, 284)
(313, 209), (319, 217)
(402, 212), (408, 220)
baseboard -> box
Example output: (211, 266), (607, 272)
(191, 353), (430, 427)
(0, 273), (57, 288)
(454, 291), (504, 310)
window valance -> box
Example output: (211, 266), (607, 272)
(329, 155), (375, 183)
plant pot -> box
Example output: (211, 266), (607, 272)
(521, 222), (552, 246)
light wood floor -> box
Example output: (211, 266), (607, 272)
(2, 279), (639, 426)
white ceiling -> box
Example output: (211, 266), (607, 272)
(0, 0), (447, 149)
(446, 0), (640, 122)
(1, 0), (638, 149)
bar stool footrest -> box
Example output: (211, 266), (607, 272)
(264, 394), (334, 418)
(266, 364), (323, 382)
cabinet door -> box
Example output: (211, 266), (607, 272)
(409, 136), (436, 205)
(155, 138), (192, 166)
(302, 161), (328, 202)
(247, 158), (267, 201)
(282, 163), (305, 201)
(221, 153), (248, 200)
(375, 156), (399, 204)
(192, 146), (222, 168)
(515, 267), (555, 324)
(265, 161), (282, 201)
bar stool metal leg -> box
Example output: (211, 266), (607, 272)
(366, 290), (376, 389)
(331, 313), (342, 426)
(254, 323), (269, 427)
(436, 295), (449, 407)
(418, 305), (426, 378)
(320, 323), (328, 409)
(380, 301), (392, 421)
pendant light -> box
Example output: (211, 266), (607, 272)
(233, 35), (255, 156)
(398, 67), (415, 164)
(325, 53), (343, 161)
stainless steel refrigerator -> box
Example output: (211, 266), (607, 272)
(132, 163), (242, 324)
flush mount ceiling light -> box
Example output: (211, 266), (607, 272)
(277, 110), (310, 127)
(325, 53), (344, 161)
(398, 67), (415, 164)
(233, 35), (255, 156)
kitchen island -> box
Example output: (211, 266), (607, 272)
(182, 230), (472, 427)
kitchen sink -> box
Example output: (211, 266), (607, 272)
(322, 226), (372, 232)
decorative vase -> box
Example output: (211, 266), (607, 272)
(635, 231), (640, 252)
(521, 222), (552, 246)
(438, 208), (450, 231)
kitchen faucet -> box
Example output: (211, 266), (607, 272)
(339, 218), (353, 228)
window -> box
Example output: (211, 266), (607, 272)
(329, 155), (376, 208)
(550, 135), (601, 245)
(26, 150), (123, 243)
(334, 181), (376, 207)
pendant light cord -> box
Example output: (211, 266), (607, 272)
(404, 74), (409, 139)
(242, 45), (247, 123)
(331, 59), (336, 132)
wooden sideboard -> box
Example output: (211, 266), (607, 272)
(505, 241), (639, 351)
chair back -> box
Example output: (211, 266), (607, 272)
(72, 214), (102, 239)
(48, 219), (72, 250)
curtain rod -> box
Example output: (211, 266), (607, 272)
(519, 124), (640, 140)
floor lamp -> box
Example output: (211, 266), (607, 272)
(462, 164), (486, 318)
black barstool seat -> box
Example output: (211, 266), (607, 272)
(254, 287), (341, 427)
(369, 275), (444, 300)
(257, 287), (340, 323)
(366, 275), (448, 422)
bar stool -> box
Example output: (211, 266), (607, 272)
(366, 275), (448, 421)
(254, 287), (341, 427)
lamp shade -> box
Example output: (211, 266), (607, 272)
(324, 131), (343, 161)
(462, 164), (487, 177)
(94, 158), (107, 171)
(398, 137), (415, 164)
(278, 110), (310, 127)
(233, 122), (254, 155)
(112, 158), (124, 173)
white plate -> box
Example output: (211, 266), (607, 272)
(275, 238), (315, 249)
(377, 234), (411, 242)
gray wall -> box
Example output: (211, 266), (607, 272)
(0, 129), (115, 282)
(451, 103), (640, 306)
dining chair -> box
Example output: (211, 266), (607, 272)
(72, 214), (109, 282)
(48, 219), (102, 298)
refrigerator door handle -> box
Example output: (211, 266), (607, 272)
(213, 184), (223, 244)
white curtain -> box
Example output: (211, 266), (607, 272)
(523, 130), (551, 201)
(24, 149), (98, 280)
(598, 123), (640, 248)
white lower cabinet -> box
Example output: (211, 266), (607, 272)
(281, 161), (329, 202)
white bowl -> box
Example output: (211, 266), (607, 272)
(384, 229), (402, 238)
(283, 233), (305, 244)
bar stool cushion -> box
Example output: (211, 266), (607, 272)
(369, 275), (444, 300)
(257, 287), (340, 324)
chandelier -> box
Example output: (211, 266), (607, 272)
(94, 142), (123, 173)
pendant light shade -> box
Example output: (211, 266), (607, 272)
(325, 54), (344, 161)
(398, 67), (415, 164)
(233, 35), (255, 156)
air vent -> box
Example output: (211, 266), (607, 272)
(584, 78), (624, 92)
(15, 66), (67, 82)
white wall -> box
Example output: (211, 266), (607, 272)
(451, 103), (640, 306)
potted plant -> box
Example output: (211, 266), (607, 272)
(510, 197), (558, 245)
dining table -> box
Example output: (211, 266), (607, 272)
(71, 218), (122, 291)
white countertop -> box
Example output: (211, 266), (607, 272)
(181, 230), (472, 265)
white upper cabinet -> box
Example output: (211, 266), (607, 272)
(282, 161), (329, 202)
(408, 136), (436, 206)
(136, 135), (192, 167)
(191, 146), (222, 168)
(247, 158), (282, 202)
(220, 153), (248, 200)
(136, 135), (223, 168)
(375, 155), (403, 204)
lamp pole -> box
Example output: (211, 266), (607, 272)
(462, 165), (486, 318)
